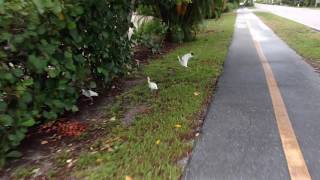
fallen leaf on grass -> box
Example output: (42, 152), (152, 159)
(100, 144), (111, 151)
(193, 92), (200, 96)
(100, 137), (121, 151)
(67, 162), (74, 168)
(156, 139), (161, 145)
(66, 159), (77, 168)
(58, 12), (65, 20)
(110, 116), (116, 121)
(32, 168), (40, 174)
(96, 158), (103, 164)
(175, 124), (182, 128)
(41, 140), (48, 145)
(125, 175), (133, 180)
(105, 136), (121, 144)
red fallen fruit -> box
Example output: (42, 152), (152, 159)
(38, 119), (87, 137)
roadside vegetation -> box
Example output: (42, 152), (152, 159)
(255, 12), (320, 65)
(5, 13), (236, 179)
(1, 0), (238, 178)
(255, 0), (318, 7)
(0, 0), (238, 166)
(74, 13), (236, 179)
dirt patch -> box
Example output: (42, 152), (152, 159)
(201, 30), (224, 35)
(133, 41), (178, 64)
(122, 105), (150, 125)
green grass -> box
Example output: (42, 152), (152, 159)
(72, 13), (236, 179)
(12, 166), (37, 179)
(255, 12), (320, 63)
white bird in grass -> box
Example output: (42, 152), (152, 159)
(178, 52), (194, 67)
(147, 77), (158, 90)
(81, 89), (98, 104)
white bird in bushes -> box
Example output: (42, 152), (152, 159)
(81, 89), (98, 104)
(147, 77), (158, 90)
(178, 52), (194, 67)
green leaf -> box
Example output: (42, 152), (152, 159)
(64, 51), (73, 60)
(21, 92), (32, 103)
(0, 115), (13, 126)
(28, 55), (47, 73)
(71, 105), (79, 112)
(0, 158), (5, 169)
(65, 62), (76, 71)
(52, 100), (65, 108)
(20, 119), (36, 127)
(32, 0), (45, 14)
(43, 111), (58, 120)
(3, 73), (14, 82)
(23, 79), (34, 86)
(0, 51), (7, 59)
(73, 6), (84, 15)
(6, 151), (22, 158)
(51, 1), (62, 14)
(69, 30), (82, 43)
(8, 130), (26, 144)
(12, 69), (23, 77)
(48, 68), (60, 78)
(0, 101), (7, 112)
(67, 22), (77, 30)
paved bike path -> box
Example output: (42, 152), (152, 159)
(184, 9), (320, 180)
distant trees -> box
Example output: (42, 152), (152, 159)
(136, 0), (227, 42)
(259, 0), (317, 6)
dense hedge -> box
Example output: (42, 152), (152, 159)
(0, 0), (132, 165)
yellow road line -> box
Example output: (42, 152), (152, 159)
(246, 19), (312, 180)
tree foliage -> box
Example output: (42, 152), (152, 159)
(137, 0), (225, 42)
(0, 0), (233, 167)
(0, 0), (132, 166)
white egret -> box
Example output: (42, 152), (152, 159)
(178, 52), (194, 67)
(81, 89), (98, 104)
(147, 77), (158, 90)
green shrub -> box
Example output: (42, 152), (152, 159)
(139, 19), (168, 36)
(137, 0), (222, 42)
(136, 5), (155, 16)
(169, 25), (185, 43)
(133, 19), (168, 53)
(224, 2), (239, 12)
(0, 0), (132, 166)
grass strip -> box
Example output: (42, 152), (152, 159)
(255, 12), (320, 63)
(73, 13), (236, 179)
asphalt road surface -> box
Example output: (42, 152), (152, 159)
(255, 3), (320, 31)
(184, 9), (320, 180)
